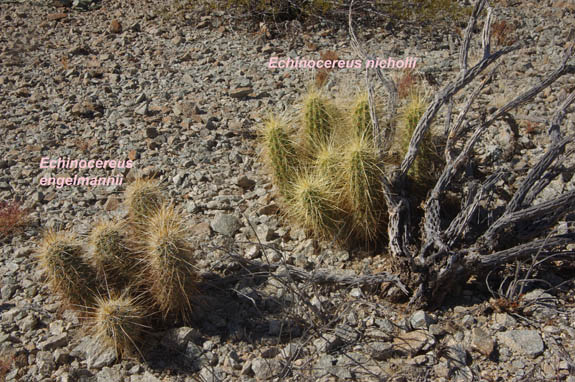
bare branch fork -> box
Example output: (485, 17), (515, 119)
(348, 0), (575, 307)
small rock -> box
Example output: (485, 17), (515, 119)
(104, 197), (120, 211)
(251, 358), (282, 380)
(54, 349), (70, 364)
(109, 19), (122, 33)
(498, 330), (544, 358)
(19, 314), (38, 331)
(410, 310), (434, 330)
(161, 327), (199, 351)
(313, 334), (343, 353)
(205, 117), (217, 130)
(494, 312), (517, 328)
(225, 350), (242, 369)
(280, 343), (301, 359)
(369, 342), (395, 360)
(471, 327), (495, 357)
(237, 175), (256, 190)
(240, 360), (253, 376)
(134, 102), (149, 116)
(245, 245), (260, 259)
(258, 203), (279, 215)
(393, 330), (435, 356)
(145, 127), (158, 138)
(1, 282), (16, 299)
(47, 13), (68, 21)
(71, 337), (117, 369)
(199, 367), (223, 382)
(171, 35), (183, 45)
(261, 347), (278, 359)
(349, 288), (363, 298)
(135, 372), (162, 382)
(172, 101), (199, 117)
(39, 333), (68, 350)
(37, 351), (55, 376)
(229, 87), (253, 99)
(335, 324), (359, 343)
(257, 225), (277, 242)
(210, 213), (241, 236)
(190, 221), (212, 237)
(97, 367), (122, 382)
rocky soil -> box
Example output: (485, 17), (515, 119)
(1, 0), (575, 381)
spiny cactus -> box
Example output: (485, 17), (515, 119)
(397, 89), (440, 189)
(341, 133), (385, 241)
(261, 115), (300, 195)
(88, 219), (135, 289)
(285, 170), (344, 239)
(260, 85), (392, 245)
(302, 89), (333, 147)
(142, 203), (198, 322)
(313, 141), (340, 175)
(37, 230), (97, 308)
(351, 92), (372, 140)
(124, 178), (165, 223)
(91, 294), (148, 358)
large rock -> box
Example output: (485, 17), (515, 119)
(71, 337), (117, 369)
(497, 330), (544, 358)
(210, 213), (241, 236)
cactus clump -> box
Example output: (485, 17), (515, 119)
(36, 175), (203, 360)
(260, 85), (391, 244)
(37, 230), (97, 308)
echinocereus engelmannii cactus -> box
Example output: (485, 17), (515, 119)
(124, 178), (165, 224)
(141, 203), (198, 322)
(88, 219), (135, 289)
(90, 293), (148, 358)
(37, 229), (97, 309)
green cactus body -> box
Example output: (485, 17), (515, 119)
(303, 92), (332, 146)
(352, 95), (372, 139)
(287, 171), (343, 239)
(399, 90), (436, 187)
(342, 134), (384, 241)
(143, 204), (198, 322)
(263, 117), (299, 195)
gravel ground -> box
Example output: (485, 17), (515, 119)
(1, 0), (575, 381)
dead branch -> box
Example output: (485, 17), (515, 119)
(223, 251), (410, 295)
